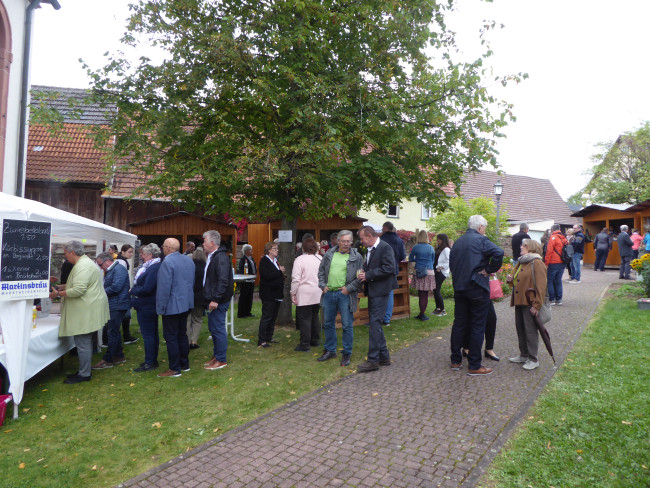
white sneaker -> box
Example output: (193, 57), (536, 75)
(523, 360), (540, 370)
(509, 356), (527, 363)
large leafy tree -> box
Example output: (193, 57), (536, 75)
(570, 121), (650, 205)
(88, 0), (520, 323)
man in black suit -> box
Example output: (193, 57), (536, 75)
(356, 226), (396, 372)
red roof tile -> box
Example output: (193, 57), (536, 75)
(27, 123), (110, 184)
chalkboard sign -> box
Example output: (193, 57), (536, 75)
(0, 219), (52, 300)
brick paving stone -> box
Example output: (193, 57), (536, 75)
(117, 271), (615, 488)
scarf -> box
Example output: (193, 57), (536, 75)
(513, 253), (541, 282)
(134, 257), (161, 285)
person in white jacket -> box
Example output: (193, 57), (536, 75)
(290, 238), (323, 352)
(433, 233), (451, 316)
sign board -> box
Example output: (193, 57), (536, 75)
(0, 219), (51, 300)
(277, 230), (293, 243)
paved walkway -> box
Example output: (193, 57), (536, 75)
(119, 269), (619, 488)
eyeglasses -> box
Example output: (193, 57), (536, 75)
(338, 240), (352, 244)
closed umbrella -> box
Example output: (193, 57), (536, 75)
(525, 289), (556, 364)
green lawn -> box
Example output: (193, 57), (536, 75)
(478, 296), (650, 488)
(1, 298), (452, 488)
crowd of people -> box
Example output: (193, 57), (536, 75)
(49, 219), (650, 384)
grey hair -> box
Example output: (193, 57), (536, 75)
(467, 215), (487, 230)
(203, 230), (221, 247)
(242, 244), (252, 253)
(63, 240), (84, 256)
(96, 252), (114, 263)
(141, 243), (161, 258)
(620, 224), (629, 232)
(520, 223), (529, 232)
(337, 229), (353, 240)
(551, 223), (560, 232)
(330, 232), (338, 241)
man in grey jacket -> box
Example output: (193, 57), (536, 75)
(317, 230), (363, 367)
(593, 227), (612, 271)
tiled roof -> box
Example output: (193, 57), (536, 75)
(26, 123), (110, 184)
(30, 85), (116, 125)
(452, 170), (579, 226)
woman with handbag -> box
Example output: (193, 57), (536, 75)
(409, 230), (436, 321)
(507, 239), (547, 370)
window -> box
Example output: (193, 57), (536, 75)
(386, 204), (399, 218)
(421, 205), (432, 220)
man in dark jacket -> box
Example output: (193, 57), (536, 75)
(569, 225), (585, 283)
(202, 230), (235, 370)
(617, 225), (634, 280)
(379, 222), (406, 326)
(511, 223), (530, 265)
(356, 226), (397, 372)
(93, 253), (130, 370)
(593, 228), (612, 271)
(449, 215), (504, 376)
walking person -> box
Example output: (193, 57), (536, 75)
(187, 247), (207, 349)
(130, 243), (162, 372)
(409, 230), (436, 320)
(432, 233), (451, 316)
(291, 238), (323, 352)
(379, 222), (406, 326)
(544, 224), (568, 306)
(617, 225), (634, 280)
(593, 227), (612, 271)
(257, 242), (285, 348)
(156, 238), (195, 378)
(202, 231), (234, 370)
(507, 239), (547, 370)
(449, 215), (504, 376)
(317, 230), (363, 366)
(356, 226), (396, 372)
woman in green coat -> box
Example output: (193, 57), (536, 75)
(50, 241), (109, 384)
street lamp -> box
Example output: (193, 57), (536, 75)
(493, 180), (503, 236)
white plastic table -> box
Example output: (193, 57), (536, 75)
(225, 274), (256, 342)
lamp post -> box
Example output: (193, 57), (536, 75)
(493, 180), (503, 237)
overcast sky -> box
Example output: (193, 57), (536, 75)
(30, 0), (650, 200)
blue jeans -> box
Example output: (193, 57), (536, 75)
(547, 263), (565, 301)
(103, 309), (126, 362)
(136, 306), (159, 366)
(208, 301), (230, 362)
(322, 290), (354, 356)
(572, 253), (583, 281)
(383, 289), (394, 324)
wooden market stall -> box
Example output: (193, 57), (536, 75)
(571, 200), (650, 266)
(127, 211), (238, 254)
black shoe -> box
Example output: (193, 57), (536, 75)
(258, 342), (271, 348)
(134, 363), (158, 373)
(317, 351), (337, 362)
(356, 360), (379, 373)
(189, 344), (200, 350)
(64, 374), (91, 384)
(269, 339), (280, 343)
(124, 336), (139, 345)
(66, 371), (80, 378)
(484, 351), (500, 361)
(420, 315), (430, 321)
(310, 342), (321, 347)
(294, 345), (311, 352)
(340, 354), (351, 367)
(379, 358), (392, 366)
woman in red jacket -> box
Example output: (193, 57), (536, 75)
(544, 224), (568, 306)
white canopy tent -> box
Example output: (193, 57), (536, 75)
(0, 191), (137, 418)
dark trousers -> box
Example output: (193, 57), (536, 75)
(258, 300), (280, 345)
(296, 304), (321, 348)
(619, 255), (633, 279)
(433, 271), (446, 311)
(162, 312), (190, 373)
(122, 308), (133, 340)
(136, 306), (159, 366)
(451, 286), (490, 370)
(367, 294), (390, 363)
(103, 309), (126, 362)
(463, 299), (496, 351)
(237, 282), (254, 317)
(594, 249), (609, 270)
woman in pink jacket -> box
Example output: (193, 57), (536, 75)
(291, 238), (323, 352)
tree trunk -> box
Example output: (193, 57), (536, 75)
(275, 216), (297, 327)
